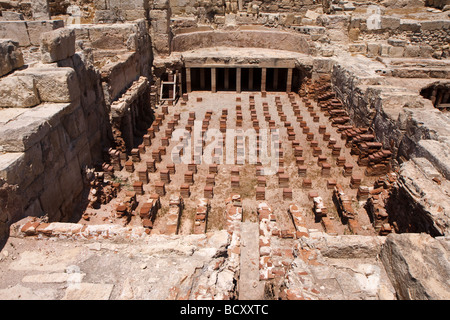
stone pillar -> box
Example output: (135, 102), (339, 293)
(236, 67), (241, 93)
(186, 67), (192, 93)
(261, 68), (267, 92)
(287, 68), (293, 93)
(211, 67), (217, 93)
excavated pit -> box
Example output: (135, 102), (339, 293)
(0, 0), (449, 301)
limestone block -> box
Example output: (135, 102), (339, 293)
(387, 38), (406, 47)
(399, 20), (421, 32)
(313, 57), (334, 73)
(419, 45), (434, 58)
(2, 12), (24, 21)
(348, 28), (360, 41)
(380, 233), (450, 300)
(0, 21), (31, 46)
(348, 43), (367, 53)
(93, 10), (122, 23)
(40, 28), (76, 63)
(93, 0), (108, 10)
(0, 153), (26, 186)
(150, 9), (170, 34)
(404, 45), (421, 58)
(421, 20), (450, 30)
(87, 24), (135, 49)
(0, 75), (40, 108)
(0, 144), (44, 188)
(26, 20), (64, 46)
(380, 44), (390, 56)
(388, 45), (405, 58)
(367, 42), (381, 56)
(31, 0), (50, 20)
(381, 16), (400, 30)
(17, 67), (80, 103)
(152, 33), (171, 55)
(0, 102), (75, 152)
(124, 9), (147, 21)
(0, 39), (24, 77)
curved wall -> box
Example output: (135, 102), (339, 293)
(171, 29), (312, 55)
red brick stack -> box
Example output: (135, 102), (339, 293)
(332, 184), (356, 224)
(365, 172), (397, 235)
(193, 198), (209, 234)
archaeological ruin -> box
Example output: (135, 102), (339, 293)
(0, 0), (449, 301)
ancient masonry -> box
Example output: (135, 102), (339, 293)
(0, 0), (449, 301)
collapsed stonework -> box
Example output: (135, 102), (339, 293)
(0, 0), (449, 301)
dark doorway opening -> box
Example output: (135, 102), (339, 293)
(241, 68), (262, 91)
(292, 68), (303, 93)
(216, 68), (237, 91)
(266, 68), (288, 92)
(191, 68), (212, 91)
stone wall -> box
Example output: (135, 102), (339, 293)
(329, 53), (450, 236)
(93, 0), (149, 23)
(342, 10), (450, 59)
(110, 76), (153, 152)
(0, 19), (64, 47)
(69, 19), (153, 104)
(386, 160), (449, 236)
(0, 28), (109, 241)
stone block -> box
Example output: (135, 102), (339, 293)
(26, 20), (64, 46)
(17, 67), (80, 103)
(0, 21), (31, 46)
(0, 39), (24, 77)
(367, 42), (381, 56)
(388, 46), (405, 58)
(40, 28), (76, 63)
(0, 75), (40, 108)
(0, 102), (74, 152)
(381, 16), (400, 30)
(31, 0), (51, 20)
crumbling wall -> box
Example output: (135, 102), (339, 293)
(346, 13), (450, 59)
(385, 159), (450, 236)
